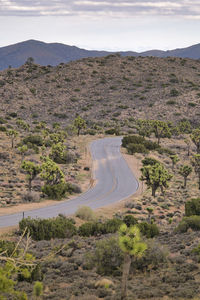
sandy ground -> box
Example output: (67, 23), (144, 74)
(0, 137), (142, 235)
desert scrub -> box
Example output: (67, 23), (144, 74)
(84, 236), (123, 275)
(19, 215), (76, 240)
(75, 206), (95, 221)
(176, 216), (200, 233)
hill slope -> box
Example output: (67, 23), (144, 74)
(0, 55), (200, 128)
(0, 39), (200, 70)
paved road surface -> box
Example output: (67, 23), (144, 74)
(0, 137), (138, 228)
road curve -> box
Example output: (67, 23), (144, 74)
(0, 137), (138, 228)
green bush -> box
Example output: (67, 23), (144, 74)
(122, 135), (145, 148)
(42, 183), (69, 200)
(23, 135), (43, 147)
(127, 143), (149, 154)
(78, 222), (101, 237)
(185, 198), (200, 216)
(75, 206), (95, 221)
(42, 182), (80, 200)
(123, 215), (138, 227)
(132, 240), (167, 272)
(142, 157), (160, 166)
(0, 126), (7, 132)
(176, 216), (200, 233)
(103, 218), (123, 233)
(0, 240), (16, 256)
(138, 222), (159, 238)
(78, 218), (123, 237)
(85, 236), (123, 275)
(19, 215), (76, 240)
(122, 135), (159, 155)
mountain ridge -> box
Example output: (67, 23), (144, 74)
(0, 39), (200, 70)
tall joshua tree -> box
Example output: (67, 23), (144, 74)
(118, 224), (147, 300)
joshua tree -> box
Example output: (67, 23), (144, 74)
(184, 137), (192, 156)
(21, 161), (40, 191)
(73, 116), (86, 136)
(150, 120), (171, 145)
(179, 165), (192, 188)
(6, 129), (18, 148)
(18, 145), (28, 162)
(118, 224), (147, 300)
(191, 129), (200, 154)
(170, 154), (179, 170)
(192, 154), (200, 190)
(140, 163), (172, 197)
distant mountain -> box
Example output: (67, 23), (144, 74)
(0, 39), (199, 70)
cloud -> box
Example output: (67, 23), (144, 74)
(0, 0), (200, 18)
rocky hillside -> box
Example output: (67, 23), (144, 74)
(0, 55), (200, 128)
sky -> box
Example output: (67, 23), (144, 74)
(1, 0), (200, 52)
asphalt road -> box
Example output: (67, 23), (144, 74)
(0, 137), (138, 228)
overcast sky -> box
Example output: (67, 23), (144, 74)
(1, 0), (200, 51)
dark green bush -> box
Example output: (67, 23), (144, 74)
(176, 216), (200, 233)
(122, 135), (159, 155)
(185, 198), (200, 216)
(78, 218), (123, 237)
(131, 240), (167, 272)
(19, 215), (76, 240)
(0, 125), (7, 132)
(138, 222), (159, 238)
(122, 135), (145, 148)
(8, 112), (17, 118)
(78, 222), (101, 237)
(0, 240), (16, 256)
(105, 128), (120, 135)
(143, 140), (159, 151)
(142, 157), (160, 166)
(104, 218), (123, 233)
(50, 151), (77, 164)
(85, 236), (123, 275)
(23, 135), (43, 147)
(123, 215), (138, 227)
(127, 143), (149, 154)
(42, 182), (79, 200)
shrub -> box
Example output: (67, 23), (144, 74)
(105, 128), (120, 135)
(42, 183), (69, 200)
(75, 206), (95, 221)
(78, 222), (101, 237)
(185, 198), (200, 216)
(127, 143), (149, 154)
(8, 112), (17, 118)
(132, 240), (168, 272)
(85, 237), (123, 275)
(138, 222), (159, 238)
(170, 89), (179, 97)
(123, 215), (138, 227)
(0, 126), (7, 132)
(176, 216), (200, 233)
(19, 215), (76, 240)
(142, 157), (160, 166)
(0, 240), (16, 256)
(103, 218), (123, 233)
(23, 135), (43, 147)
(78, 218), (123, 237)
(22, 191), (40, 202)
(122, 135), (145, 148)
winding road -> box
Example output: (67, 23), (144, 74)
(0, 137), (138, 228)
